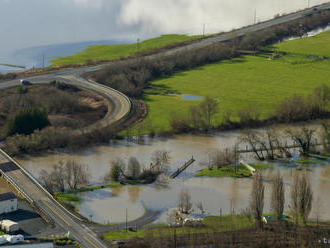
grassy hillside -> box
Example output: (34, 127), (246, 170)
(51, 34), (201, 66)
(274, 29), (330, 56)
(132, 30), (330, 134)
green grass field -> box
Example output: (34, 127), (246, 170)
(51, 34), (201, 66)
(131, 30), (330, 134)
(102, 215), (252, 242)
(55, 182), (121, 202)
(274, 29), (330, 56)
(195, 163), (272, 178)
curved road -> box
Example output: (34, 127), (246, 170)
(1, 3), (330, 247)
(0, 74), (131, 135)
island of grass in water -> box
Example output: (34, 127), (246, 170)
(195, 164), (272, 178)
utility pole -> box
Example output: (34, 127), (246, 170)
(42, 54), (45, 68)
(174, 228), (177, 248)
(136, 38), (140, 53)
(202, 23), (206, 37)
(308, 0), (310, 8)
(234, 143), (239, 174)
(254, 9), (257, 24)
(125, 208), (128, 232)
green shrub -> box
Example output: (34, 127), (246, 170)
(4, 109), (50, 137)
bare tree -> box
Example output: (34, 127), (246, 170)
(290, 172), (300, 226)
(208, 148), (235, 168)
(65, 160), (89, 190)
(271, 171), (285, 222)
(51, 162), (66, 192)
(299, 173), (313, 225)
(189, 105), (203, 129)
(196, 201), (205, 215)
(321, 122), (330, 153)
(250, 171), (264, 229)
(178, 189), (193, 214)
(39, 169), (55, 194)
(199, 96), (218, 129)
(240, 130), (265, 160)
(127, 157), (141, 179)
(287, 126), (316, 155)
(258, 128), (278, 160)
(290, 172), (313, 225)
(151, 150), (171, 173)
(39, 160), (89, 192)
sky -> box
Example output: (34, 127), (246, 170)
(0, 0), (329, 54)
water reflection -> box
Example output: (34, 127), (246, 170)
(111, 186), (124, 196)
(17, 123), (330, 223)
(127, 186), (141, 203)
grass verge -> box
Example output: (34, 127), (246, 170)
(102, 215), (252, 242)
(55, 182), (121, 202)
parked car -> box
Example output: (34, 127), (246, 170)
(20, 79), (32, 86)
(112, 241), (126, 247)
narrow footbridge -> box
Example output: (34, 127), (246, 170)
(0, 148), (108, 248)
(170, 157), (196, 179)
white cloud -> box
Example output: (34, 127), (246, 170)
(119, 0), (329, 35)
(70, 0), (104, 9)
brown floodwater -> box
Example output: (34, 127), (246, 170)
(16, 122), (330, 224)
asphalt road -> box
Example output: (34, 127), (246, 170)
(0, 74), (131, 136)
(0, 150), (109, 248)
(1, 3), (330, 247)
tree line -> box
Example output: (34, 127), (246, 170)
(239, 123), (330, 161)
(166, 84), (330, 135)
(251, 170), (313, 230)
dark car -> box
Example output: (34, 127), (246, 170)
(20, 79), (32, 86)
(112, 241), (126, 247)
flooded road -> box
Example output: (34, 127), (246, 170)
(17, 122), (330, 224)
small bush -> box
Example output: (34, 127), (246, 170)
(4, 109), (49, 137)
(237, 106), (260, 126)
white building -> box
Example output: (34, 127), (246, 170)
(0, 192), (17, 214)
(6, 234), (24, 244)
(0, 235), (24, 244)
(0, 220), (19, 232)
(2, 243), (53, 248)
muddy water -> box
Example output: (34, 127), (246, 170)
(16, 122), (330, 224)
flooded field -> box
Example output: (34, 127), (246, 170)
(17, 122), (330, 224)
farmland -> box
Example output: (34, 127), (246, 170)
(132, 30), (330, 134)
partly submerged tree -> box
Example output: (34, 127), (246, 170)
(271, 171), (285, 222)
(250, 171), (265, 229)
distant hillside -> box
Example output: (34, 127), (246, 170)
(50, 34), (202, 67)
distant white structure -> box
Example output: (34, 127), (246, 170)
(240, 161), (256, 175)
(0, 235), (24, 244)
(0, 220), (19, 232)
(2, 243), (53, 248)
(6, 235), (24, 244)
(0, 234), (53, 247)
(0, 192), (18, 214)
(183, 217), (203, 227)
